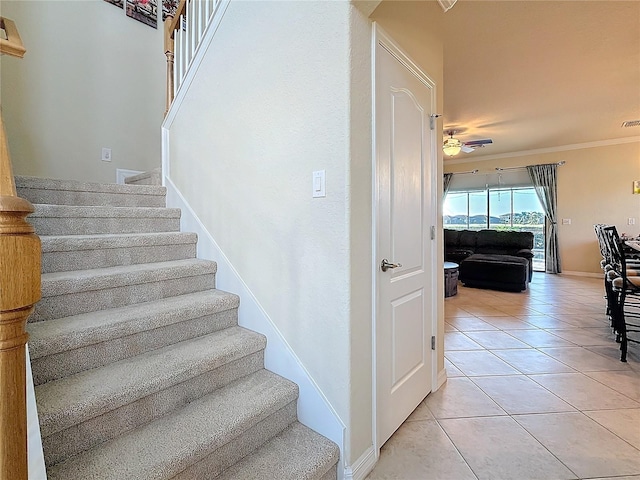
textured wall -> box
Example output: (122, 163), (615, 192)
(0, 0), (164, 183)
(168, 0), (356, 461)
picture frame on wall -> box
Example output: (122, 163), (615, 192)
(126, 0), (158, 29)
(162, 0), (179, 21)
(104, 0), (124, 9)
(634, 180), (640, 195)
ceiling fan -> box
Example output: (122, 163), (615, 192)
(443, 131), (493, 157)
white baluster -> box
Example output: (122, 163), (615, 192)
(179, 16), (187, 86)
(174, 29), (181, 93)
(198, 0), (204, 41)
(189, 0), (196, 59)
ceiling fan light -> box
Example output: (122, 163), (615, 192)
(443, 138), (462, 157)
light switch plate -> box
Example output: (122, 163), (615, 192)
(313, 170), (326, 198)
(101, 147), (112, 162)
(562, 218), (571, 225)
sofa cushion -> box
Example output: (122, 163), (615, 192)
(476, 230), (534, 251)
(459, 230), (478, 249)
(444, 229), (460, 247)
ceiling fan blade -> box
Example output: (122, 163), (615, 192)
(464, 138), (493, 146)
(461, 145), (475, 153)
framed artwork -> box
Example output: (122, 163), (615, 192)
(126, 0), (158, 29)
(634, 180), (640, 195)
(104, 0), (124, 9)
(162, 0), (179, 21)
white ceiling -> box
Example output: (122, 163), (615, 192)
(441, 0), (640, 161)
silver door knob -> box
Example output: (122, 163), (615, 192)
(381, 258), (402, 272)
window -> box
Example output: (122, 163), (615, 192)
(444, 187), (546, 271)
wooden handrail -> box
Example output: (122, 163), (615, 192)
(0, 18), (40, 480)
(167, 0), (187, 36)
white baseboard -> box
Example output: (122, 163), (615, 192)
(164, 176), (347, 478)
(115, 169), (143, 185)
(436, 367), (447, 390)
(560, 270), (602, 279)
(344, 446), (377, 480)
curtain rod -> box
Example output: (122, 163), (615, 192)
(495, 161), (565, 172)
(450, 169), (478, 175)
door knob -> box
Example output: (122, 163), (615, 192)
(381, 258), (402, 272)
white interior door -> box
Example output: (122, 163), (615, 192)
(375, 30), (436, 447)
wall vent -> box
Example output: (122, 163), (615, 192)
(622, 120), (640, 128)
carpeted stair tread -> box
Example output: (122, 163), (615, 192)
(45, 370), (298, 480)
(29, 204), (181, 235)
(40, 232), (199, 273)
(29, 204), (181, 236)
(16, 175), (166, 195)
(216, 421), (339, 480)
(37, 325), (267, 438)
(41, 232), (197, 252)
(33, 259), (217, 322)
(28, 289), (239, 359)
(16, 175), (166, 207)
(31, 204), (180, 218)
(40, 259), (216, 297)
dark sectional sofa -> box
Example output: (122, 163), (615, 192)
(445, 229), (535, 291)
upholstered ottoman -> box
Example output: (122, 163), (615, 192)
(459, 254), (529, 292)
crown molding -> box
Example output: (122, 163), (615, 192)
(444, 136), (640, 165)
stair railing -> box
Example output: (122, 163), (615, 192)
(0, 16), (41, 480)
(164, 0), (220, 115)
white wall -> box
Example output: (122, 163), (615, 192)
(0, 0), (164, 183)
(345, 2), (375, 468)
(166, 0), (370, 467)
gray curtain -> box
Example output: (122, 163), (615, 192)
(443, 173), (453, 200)
(527, 163), (561, 273)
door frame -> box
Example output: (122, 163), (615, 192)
(371, 23), (440, 453)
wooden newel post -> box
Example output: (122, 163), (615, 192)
(164, 15), (175, 116)
(0, 109), (41, 480)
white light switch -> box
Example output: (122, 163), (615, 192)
(562, 218), (571, 225)
(101, 147), (112, 162)
(313, 170), (326, 198)
(629, 217), (636, 225)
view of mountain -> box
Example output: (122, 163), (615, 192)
(443, 211), (545, 226)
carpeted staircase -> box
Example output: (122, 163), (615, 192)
(16, 176), (339, 480)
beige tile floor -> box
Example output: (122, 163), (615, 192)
(367, 274), (640, 480)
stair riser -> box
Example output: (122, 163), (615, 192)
(32, 308), (238, 385)
(43, 352), (265, 467)
(32, 274), (216, 322)
(175, 402), (297, 480)
(18, 188), (166, 207)
(29, 216), (180, 236)
(320, 467), (339, 480)
(42, 243), (197, 273)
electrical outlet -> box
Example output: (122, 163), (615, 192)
(562, 218), (571, 225)
(628, 217), (636, 225)
(101, 147), (112, 162)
